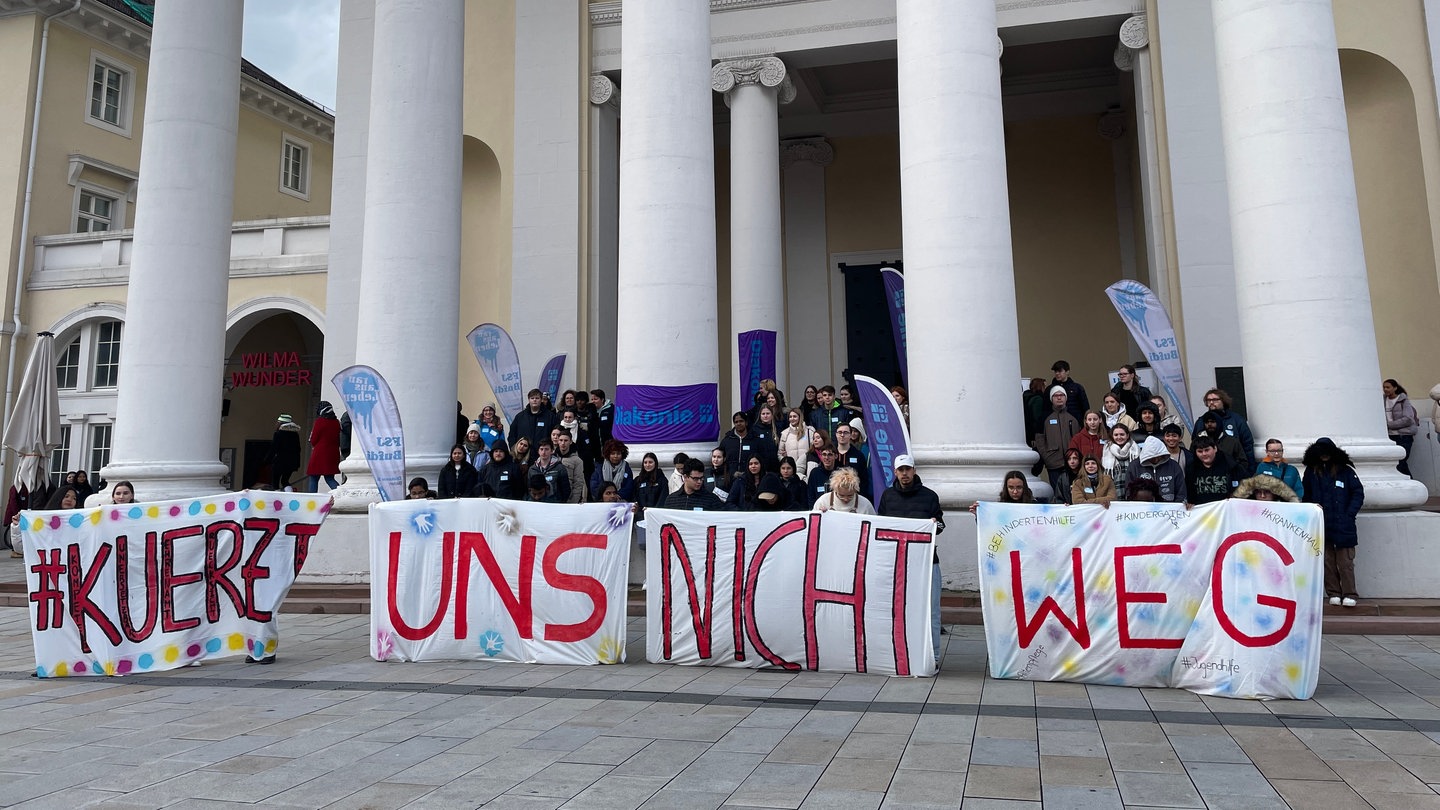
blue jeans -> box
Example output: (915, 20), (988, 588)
(308, 474), (339, 493)
(931, 562), (942, 664)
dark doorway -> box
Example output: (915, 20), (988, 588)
(243, 439), (273, 489)
(840, 260), (904, 387)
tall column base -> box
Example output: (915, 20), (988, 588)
(913, 444), (1052, 506)
(101, 460), (228, 503)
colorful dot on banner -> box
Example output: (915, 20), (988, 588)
(163, 646), (179, 663)
(288, 500), (300, 512)
(73, 661), (86, 673)
(48, 516), (61, 529)
(272, 500), (283, 511)
(256, 500), (266, 510)
(245, 638), (255, 651)
(992, 589), (1008, 603)
(68, 514), (84, 528)
(203, 503), (217, 515)
(205, 638), (222, 653)
(186, 643), (202, 658)
(1240, 546), (1262, 567)
(109, 509), (120, 521)
(188, 501), (202, 516)
(167, 506), (180, 517)
(88, 511), (101, 525)
(238, 498), (251, 510)
(306, 500), (316, 511)
(116, 659), (132, 674)
(54, 662), (68, 677)
(264, 639), (277, 654)
(103, 661), (116, 676)
(137, 653), (153, 670)
(224, 501), (235, 512)
(1285, 663), (1302, 681)
(128, 506), (142, 519)
(228, 633), (245, 650)
(30, 517), (42, 531)
(1062, 659), (1077, 673)
(34, 666), (45, 678)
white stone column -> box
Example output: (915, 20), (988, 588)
(351, 0), (463, 487)
(714, 57), (792, 412)
(781, 138), (834, 397)
(1212, 0), (1427, 509)
(587, 75), (621, 393)
(1115, 15), (1174, 312)
(104, 0), (243, 499)
(896, 0), (1042, 504)
(616, 0), (718, 455)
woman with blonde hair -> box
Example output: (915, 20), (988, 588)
(813, 467), (876, 514)
(778, 407), (816, 467)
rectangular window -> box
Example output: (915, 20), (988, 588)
(281, 137), (309, 196)
(56, 339), (80, 390)
(49, 426), (71, 489)
(89, 424), (112, 483)
(89, 60), (125, 127)
(93, 321), (122, 388)
(76, 189), (115, 233)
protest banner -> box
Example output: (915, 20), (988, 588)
(645, 508), (936, 677)
(977, 500), (1324, 699)
(370, 499), (632, 665)
(737, 330), (776, 409)
(23, 492), (330, 677)
(334, 365), (406, 502)
(612, 383), (720, 445)
(467, 323), (526, 424)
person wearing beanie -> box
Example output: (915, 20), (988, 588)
(1125, 435), (1186, 503)
(1302, 438), (1364, 607)
(1033, 385), (1080, 493)
(462, 422), (487, 468)
(1048, 360), (1089, 422)
(267, 414), (302, 491)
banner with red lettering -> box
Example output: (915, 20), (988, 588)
(977, 500), (1324, 699)
(645, 508), (937, 677)
(22, 492), (330, 677)
(370, 499), (632, 665)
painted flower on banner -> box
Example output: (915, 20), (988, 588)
(374, 628), (394, 661)
(411, 510), (437, 536)
(597, 636), (622, 665)
(478, 629), (505, 657)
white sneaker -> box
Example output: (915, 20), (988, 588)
(1328, 596), (1342, 606)
(1342, 597), (1357, 608)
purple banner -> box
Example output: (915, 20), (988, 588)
(737, 330), (776, 409)
(539, 354), (566, 404)
(333, 365), (406, 502)
(881, 268), (908, 387)
(853, 374), (911, 507)
(613, 383), (720, 444)
(466, 324), (526, 425)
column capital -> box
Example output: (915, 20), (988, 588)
(781, 137), (834, 169)
(711, 56), (796, 104)
(589, 73), (620, 108)
(1119, 14), (1148, 50)
(1114, 45), (1135, 73)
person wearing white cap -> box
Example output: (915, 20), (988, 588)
(878, 454), (945, 664)
(1033, 386), (1080, 494)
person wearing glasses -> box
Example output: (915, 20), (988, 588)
(1108, 364), (1152, 416)
(663, 459), (725, 511)
(1191, 389), (1255, 474)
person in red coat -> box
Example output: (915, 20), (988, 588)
(307, 401), (342, 492)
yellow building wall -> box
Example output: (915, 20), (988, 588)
(233, 107), (334, 221)
(1333, 0), (1440, 403)
(459, 0), (516, 415)
(0, 14), (42, 402)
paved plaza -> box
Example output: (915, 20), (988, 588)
(0, 609), (1438, 808)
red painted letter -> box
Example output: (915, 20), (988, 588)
(386, 530), (454, 640)
(1011, 548), (1090, 650)
(1212, 532), (1296, 648)
(1114, 544), (1184, 649)
(456, 531), (535, 640)
(542, 533), (608, 642)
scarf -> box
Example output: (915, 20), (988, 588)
(602, 459), (625, 489)
(1104, 404), (1128, 429)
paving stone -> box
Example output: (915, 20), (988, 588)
(969, 736), (1038, 768)
(880, 768), (966, 808)
(507, 762), (615, 800)
(962, 764), (1040, 801)
(1327, 758), (1438, 794)
(814, 754), (899, 792)
(725, 762), (825, 809)
(558, 774), (667, 809)
(1268, 778), (1373, 809)
(1037, 785), (1123, 809)
(898, 740), (970, 772)
(559, 735), (655, 766)
(1113, 771), (1203, 807)
(1038, 755), (1115, 788)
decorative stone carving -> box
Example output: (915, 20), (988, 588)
(712, 56), (796, 104)
(1114, 44), (1135, 73)
(589, 74), (619, 107)
(781, 137), (834, 169)
(1119, 14), (1148, 50)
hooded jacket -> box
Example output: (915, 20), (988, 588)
(480, 447), (524, 500)
(1126, 437), (1187, 503)
(879, 472), (945, 563)
(306, 402), (342, 476)
(1386, 393), (1419, 437)
(1254, 459), (1304, 500)
(1191, 407), (1256, 473)
(1301, 438), (1364, 548)
(1233, 475), (1299, 502)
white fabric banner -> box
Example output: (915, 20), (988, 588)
(977, 500), (1324, 699)
(23, 492), (330, 677)
(370, 499), (632, 665)
(645, 508), (937, 677)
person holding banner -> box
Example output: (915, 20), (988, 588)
(109, 481), (135, 505)
(968, 471), (1039, 513)
(529, 440), (571, 503)
(879, 455), (945, 661)
(728, 456), (785, 512)
(589, 440), (635, 502)
(1071, 458), (1115, 505)
(813, 467), (876, 514)
(1126, 436), (1187, 503)
(43, 486), (79, 510)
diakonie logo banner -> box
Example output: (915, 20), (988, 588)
(977, 500), (1324, 699)
(23, 492), (330, 677)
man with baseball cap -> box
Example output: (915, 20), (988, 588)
(878, 454), (946, 665)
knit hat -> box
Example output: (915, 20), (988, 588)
(468, 422), (483, 434)
(277, 413), (293, 423)
(1049, 386), (1068, 399)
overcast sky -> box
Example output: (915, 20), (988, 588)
(242, 0), (341, 110)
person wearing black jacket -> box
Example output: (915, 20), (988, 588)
(806, 447), (840, 504)
(632, 452), (669, 548)
(588, 389), (615, 450)
(877, 454), (946, 663)
(438, 445), (481, 499)
(480, 444), (524, 499)
(719, 412), (777, 476)
(1108, 364), (1153, 417)
(1302, 437), (1364, 607)
(527, 440), (571, 504)
(663, 459), (725, 511)
(1185, 436), (1240, 504)
(777, 457), (809, 510)
(508, 389), (558, 450)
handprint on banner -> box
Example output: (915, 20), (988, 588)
(478, 630), (505, 657)
(1112, 281), (1152, 337)
(411, 510), (436, 535)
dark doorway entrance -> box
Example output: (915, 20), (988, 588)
(840, 260), (904, 387)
